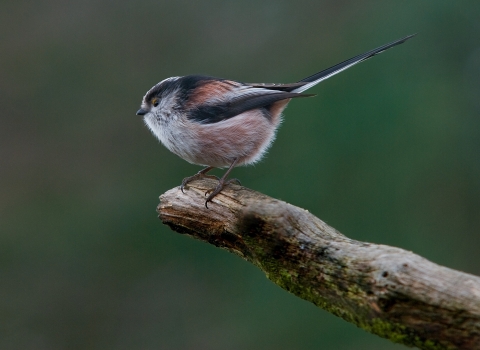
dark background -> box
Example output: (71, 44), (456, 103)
(1, 1), (480, 349)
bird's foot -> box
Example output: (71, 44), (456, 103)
(204, 178), (241, 208)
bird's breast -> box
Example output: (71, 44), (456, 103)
(145, 109), (283, 168)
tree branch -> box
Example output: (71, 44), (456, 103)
(157, 179), (480, 350)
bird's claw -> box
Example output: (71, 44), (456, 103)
(203, 178), (241, 207)
(204, 182), (224, 208)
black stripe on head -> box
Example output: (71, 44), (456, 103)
(144, 75), (222, 106)
(144, 78), (179, 104)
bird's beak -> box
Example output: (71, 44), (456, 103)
(136, 108), (148, 116)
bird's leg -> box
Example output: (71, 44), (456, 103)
(205, 158), (241, 208)
(181, 166), (218, 193)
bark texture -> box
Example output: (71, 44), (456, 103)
(158, 179), (480, 350)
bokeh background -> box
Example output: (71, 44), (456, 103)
(1, 1), (480, 349)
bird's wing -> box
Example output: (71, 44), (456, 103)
(187, 82), (313, 124)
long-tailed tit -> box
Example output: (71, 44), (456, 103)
(137, 34), (415, 207)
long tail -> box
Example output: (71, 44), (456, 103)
(292, 34), (416, 93)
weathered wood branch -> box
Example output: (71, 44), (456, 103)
(158, 179), (480, 350)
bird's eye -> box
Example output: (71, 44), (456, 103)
(152, 98), (159, 107)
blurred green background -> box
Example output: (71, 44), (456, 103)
(1, 0), (480, 349)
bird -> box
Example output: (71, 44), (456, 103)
(137, 34), (415, 208)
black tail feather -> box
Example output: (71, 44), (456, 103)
(298, 34), (416, 84)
